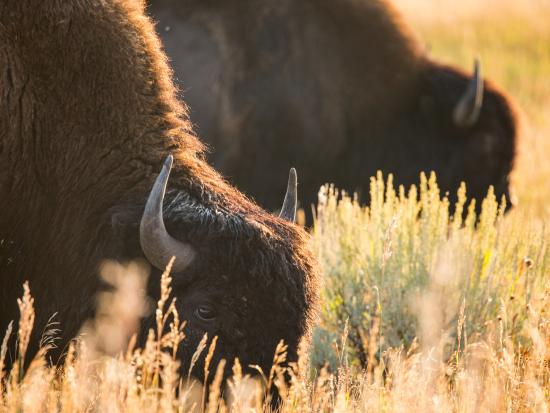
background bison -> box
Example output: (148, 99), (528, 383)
(0, 0), (319, 380)
(148, 0), (518, 218)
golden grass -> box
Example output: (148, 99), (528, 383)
(1, 1), (549, 411)
(1, 174), (549, 412)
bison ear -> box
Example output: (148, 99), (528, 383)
(279, 168), (297, 223)
(453, 58), (484, 128)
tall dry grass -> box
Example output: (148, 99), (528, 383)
(1, 174), (548, 412)
(311, 175), (549, 411)
(2, 1), (550, 411)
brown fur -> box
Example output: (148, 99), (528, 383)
(0, 0), (320, 379)
(149, 0), (518, 218)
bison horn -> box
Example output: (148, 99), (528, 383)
(140, 155), (197, 273)
(279, 168), (297, 223)
(453, 58), (484, 128)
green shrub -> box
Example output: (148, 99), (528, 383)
(311, 172), (548, 370)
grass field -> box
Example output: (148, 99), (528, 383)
(1, 1), (550, 412)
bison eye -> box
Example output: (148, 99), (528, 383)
(195, 305), (217, 321)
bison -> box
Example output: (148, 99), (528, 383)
(148, 0), (518, 218)
(0, 0), (320, 381)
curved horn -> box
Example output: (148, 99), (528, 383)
(140, 155), (196, 272)
(453, 58), (484, 128)
(279, 168), (297, 223)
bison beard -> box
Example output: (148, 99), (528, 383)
(0, 0), (320, 383)
(149, 0), (518, 220)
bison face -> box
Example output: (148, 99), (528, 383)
(139, 157), (313, 381)
(166, 266), (289, 382)
(421, 59), (517, 209)
(453, 60), (516, 209)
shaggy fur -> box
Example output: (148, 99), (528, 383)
(0, 0), (320, 379)
(149, 0), (518, 218)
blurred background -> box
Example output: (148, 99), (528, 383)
(394, 0), (550, 217)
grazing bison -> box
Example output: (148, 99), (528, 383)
(149, 0), (518, 218)
(0, 0), (319, 380)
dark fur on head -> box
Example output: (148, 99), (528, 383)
(0, 0), (320, 379)
(149, 0), (518, 218)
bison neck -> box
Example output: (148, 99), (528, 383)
(0, 0), (223, 361)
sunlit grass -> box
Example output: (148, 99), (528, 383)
(1, 174), (548, 412)
(312, 173), (548, 366)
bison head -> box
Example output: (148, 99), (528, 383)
(418, 58), (517, 210)
(138, 156), (315, 381)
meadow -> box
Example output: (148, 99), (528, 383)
(1, 0), (549, 411)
